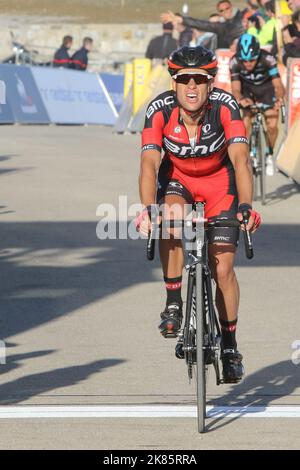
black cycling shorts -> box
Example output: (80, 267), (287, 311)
(242, 80), (276, 106)
(157, 158), (240, 246)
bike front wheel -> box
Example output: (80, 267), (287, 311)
(258, 126), (267, 205)
(196, 263), (206, 433)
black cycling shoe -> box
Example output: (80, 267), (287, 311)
(159, 303), (182, 338)
(221, 349), (244, 383)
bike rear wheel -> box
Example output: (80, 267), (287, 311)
(258, 126), (267, 205)
(196, 263), (206, 433)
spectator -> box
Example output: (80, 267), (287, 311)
(189, 15), (220, 51)
(243, 1), (259, 29)
(145, 22), (178, 60)
(176, 23), (193, 47)
(161, 0), (245, 49)
(53, 35), (73, 68)
(70, 37), (93, 71)
(261, 1), (279, 52)
(256, 0), (270, 20)
(282, 9), (300, 64)
(286, 0), (300, 11)
(248, 1), (279, 53)
(243, 0), (260, 19)
(209, 13), (222, 22)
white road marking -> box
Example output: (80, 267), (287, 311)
(0, 405), (300, 419)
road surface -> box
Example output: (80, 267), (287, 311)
(0, 125), (300, 449)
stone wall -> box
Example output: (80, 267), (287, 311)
(0, 17), (165, 71)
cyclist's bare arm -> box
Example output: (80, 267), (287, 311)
(231, 80), (253, 107)
(139, 149), (161, 207)
(231, 80), (243, 103)
(228, 142), (253, 207)
(272, 77), (285, 103)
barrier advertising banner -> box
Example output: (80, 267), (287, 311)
(0, 76), (14, 123)
(31, 67), (117, 125)
(133, 58), (151, 114)
(124, 63), (133, 99)
(129, 65), (171, 133)
(0, 64), (49, 123)
(214, 49), (233, 93)
(100, 73), (124, 113)
(286, 58), (300, 130)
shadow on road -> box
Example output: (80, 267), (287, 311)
(0, 358), (125, 404)
(265, 180), (299, 205)
(0, 221), (299, 344)
(206, 359), (300, 432)
(0, 349), (55, 376)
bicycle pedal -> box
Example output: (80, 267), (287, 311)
(161, 329), (179, 339)
(175, 342), (184, 359)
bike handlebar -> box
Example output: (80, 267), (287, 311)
(146, 212), (254, 261)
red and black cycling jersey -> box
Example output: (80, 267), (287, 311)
(142, 87), (247, 177)
(230, 50), (280, 86)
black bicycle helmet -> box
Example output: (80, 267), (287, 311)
(237, 33), (260, 61)
(168, 45), (218, 77)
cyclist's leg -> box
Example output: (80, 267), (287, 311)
(208, 244), (244, 382)
(157, 162), (193, 281)
(159, 194), (186, 280)
(208, 243), (239, 325)
(264, 107), (279, 150)
(202, 163), (244, 381)
(193, 161), (240, 336)
(158, 194), (189, 336)
(157, 164), (194, 336)
(242, 109), (252, 141)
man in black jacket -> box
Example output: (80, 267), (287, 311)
(53, 35), (73, 68)
(282, 9), (300, 65)
(70, 37), (93, 71)
(146, 22), (178, 60)
(162, 0), (245, 49)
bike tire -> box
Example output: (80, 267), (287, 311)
(253, 169), (259, 202)
(258, 126), (267, 205)
(203, 271), (222, 385)
(196, 263), (206, 433)
(250, 130), (259, 202)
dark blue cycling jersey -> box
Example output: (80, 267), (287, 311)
(230, 50), (280, 86)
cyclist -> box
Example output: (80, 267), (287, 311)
(230, 33), (285, 175)
(136, 45), (261, 383)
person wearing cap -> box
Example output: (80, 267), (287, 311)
(145, 22), (178, 60)
(136, 45), (261, 384)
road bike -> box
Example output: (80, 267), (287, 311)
(146, 202), (253, 433)
(246, 103), (285, 206)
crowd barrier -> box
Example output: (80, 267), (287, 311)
(100, 73), (124, 113)
(277, 116), (300, 184)
(0, 64), (49, 124)
(0, 54), (299, 134)
(114, 50), (293, 134)
(0, 64), (123, 126)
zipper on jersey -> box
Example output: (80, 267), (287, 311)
(181, 119), (202, 171)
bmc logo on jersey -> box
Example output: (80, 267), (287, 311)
(202, 124), (211, 134)
(163, 132), (226, 157)
(210, 91), (238, 110)
(146, 96), (175, 119)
